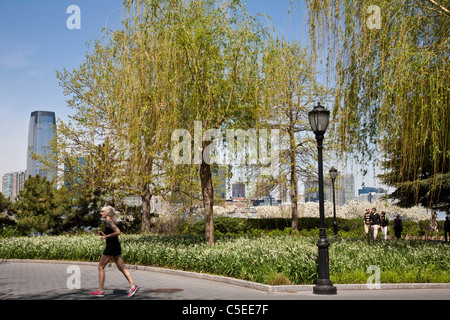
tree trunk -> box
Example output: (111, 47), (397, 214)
(140, 156), (154, 233)
(200, 158), (214, 246)
(141, 183), (153, 233)
(289, 125), (299, 232)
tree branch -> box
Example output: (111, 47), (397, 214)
(424, 0), (450, 18)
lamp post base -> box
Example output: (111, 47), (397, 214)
(313, 279), (337, 295)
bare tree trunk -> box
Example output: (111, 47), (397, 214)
(200, 159), (214, 246)
(289, 124), (299, 232)
(141, 183), (153, 233)
(140, 156), (154, 233)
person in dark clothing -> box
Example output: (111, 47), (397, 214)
(90, 206), (139, 298)
(364, 208), (371, 240)
(369, 207), (381, 240)
(444, 216), (450, 243)
(380, 211), (389, 240)
(393, 214), (403, 239)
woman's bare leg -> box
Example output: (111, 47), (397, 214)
(98, 254), (112, 292)
(113, 255), (135, 288)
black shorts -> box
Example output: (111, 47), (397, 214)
(103, 243), (122, 256)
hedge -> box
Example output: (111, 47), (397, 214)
(178, 216), (446, 238)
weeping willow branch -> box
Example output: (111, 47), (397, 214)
(425, 0), (450, 18)
(303, 0), (449, 208)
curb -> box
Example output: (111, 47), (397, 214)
(2, 259), (450, 293)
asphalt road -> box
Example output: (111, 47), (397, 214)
(0, 260), (448, 318)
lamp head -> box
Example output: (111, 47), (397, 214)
(308, 102), (330, 136)
(329, 167), (338, 180)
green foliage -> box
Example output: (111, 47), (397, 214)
(178, 216), (446, 239)
(268, 273), (291, 285)
(14, 175), (62, 235)
(0, 193), (16, 230)
(55, 0), (278, 241)
(0, 192), (12, 213)
(59, 186), (103, 233)
(0, 226), (22, 238)
(1, 234), (449, 285)
(305, 0), (450, 208)
(330, 238), (450, 284)
(11, 176), (106, 235)
(383, 172), (450, 209)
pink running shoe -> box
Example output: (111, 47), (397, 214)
(90, 290), (105, 297)
(128, 285), (139, 297)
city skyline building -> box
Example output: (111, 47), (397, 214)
(358, 186), (387, 203)
(2, 170), (27, 201)
(212, 166), (227, 200)
(341, 173), (356, 204)
(232, 182), (245, 199)
(305, 180), (321, 203)
(307, 173), (355, 205)
(26, 110), (57, 180)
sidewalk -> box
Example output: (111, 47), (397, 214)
(1, 259), (449, 300)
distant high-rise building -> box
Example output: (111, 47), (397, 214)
(304, 180), (321, 203)
(358, 186), (386, 195)
(212, 166), (227, 200)
(232, 182), (245, 198)
(278, 181), (288, 203)
(358, 186), (387, 203)
(26, 111), (57, 180)
(322, 172), (355, 205)
(341, 174), (355, 204)
(2, 171), (27, 200)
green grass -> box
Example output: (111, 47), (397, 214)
(1, 234), (449, 285)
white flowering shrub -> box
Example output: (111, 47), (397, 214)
(250, 200), (428, 221)
(148, 199), (429, 233)
(330, 199), (428, 221)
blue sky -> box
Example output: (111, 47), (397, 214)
(0, 0), (378, 195)
(0, 0), (127, 178)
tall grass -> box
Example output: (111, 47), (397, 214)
(1, 234), (449, 285)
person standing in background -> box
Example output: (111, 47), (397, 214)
(369, 207), (381, 240)
(393, 215), (403, 240)
(380, 211), (389, 240)
(444, 215), (450, 243)
(430, 210), (439, 240)
(364, 208), (371, 241)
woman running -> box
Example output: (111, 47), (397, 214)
(90, 206), (139, 297)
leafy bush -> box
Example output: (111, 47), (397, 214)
(177, 216), (447, 239)
(268, 273), (291, 285)
(0, 226), (22, 238)
(2, 234), (449, 285)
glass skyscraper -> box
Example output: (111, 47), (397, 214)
(26, 110), (57, 180)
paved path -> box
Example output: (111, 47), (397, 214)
(1, 260), (449, 301)
(1, 260), (448, 319)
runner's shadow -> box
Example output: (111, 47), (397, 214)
(109, 288), (184, 300)
(148, 288), (184, 293)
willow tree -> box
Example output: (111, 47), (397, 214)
(108, 1), (186, 232)
(57, 0), (272, 240)
(305, 0), (449, 208)
(261, 38), (330, 231)
(55, 44), (131, 208)
(56, 1), (181, 232)
(161, 0), (270, 245)
(118, 0), (273, 241)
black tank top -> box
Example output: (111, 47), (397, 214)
(105, 223), (120, 245)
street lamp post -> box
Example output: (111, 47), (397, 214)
(308, 102), (337, 295)
(329, 167), (338, 235)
